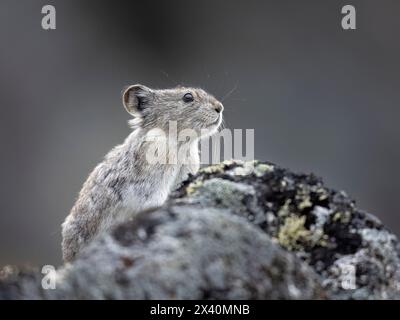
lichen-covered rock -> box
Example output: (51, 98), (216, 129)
(1, 160), (399, 299)
(0, 265), (44, 300)
(48, 206), (324, 299)
(172, 160), (400, 299)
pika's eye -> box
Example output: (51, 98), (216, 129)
(183, 93), (194, 103)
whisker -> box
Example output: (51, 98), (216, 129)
(226, 98), (247, 102)
(218, 118), (227, 132)
(221, 82), (238, 102)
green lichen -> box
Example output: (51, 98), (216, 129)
(298, 195), (312, 210)
(278, 199), (292, 217)
(332, 211), (351, 224)
(295, 186), (313, 211)
(230, 160), (258, 176)
(318, 234), (329, 247)
(278, 214), (312, 251)
(231, 166), (252, 176)
(254, 163), (274, 176)
(316, 187), (329, 201)
(199, 164), (225, 174)
(186, 180), (204, 195)
(224, 159), (243, 166)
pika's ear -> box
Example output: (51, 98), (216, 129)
(122, 84), (153, 116)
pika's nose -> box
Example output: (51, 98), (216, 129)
(213, 102), (224, 113)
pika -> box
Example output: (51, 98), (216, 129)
(61, 84), (223, 262)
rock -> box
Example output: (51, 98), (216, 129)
(172, 160), (400, 299)
(0, 265), (44, 300)
(52, 206), (325, 299)
(1, 160), (399, 299)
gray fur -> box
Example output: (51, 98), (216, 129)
(61, 84), (223, 262)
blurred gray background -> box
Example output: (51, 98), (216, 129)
(0, 0), (399, 265)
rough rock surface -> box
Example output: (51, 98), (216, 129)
(172, 160), (400, 299)
(1, 160), (399, 299)
(0, 265), (43, 300)
(52, 206), (324, 299)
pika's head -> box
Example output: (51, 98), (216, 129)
(122, 84), (223, 137)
